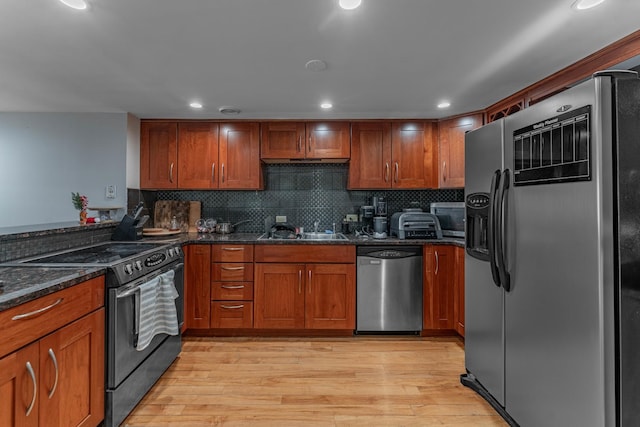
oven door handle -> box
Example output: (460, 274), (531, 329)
(116, 262), (184, 299)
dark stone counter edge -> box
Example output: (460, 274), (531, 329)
(163, 232), (466, 248)
(0, 222), (117, 241)
(0, 268), (105, 312)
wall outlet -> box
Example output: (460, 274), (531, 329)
(345, 214), (358, 222)
(106, 185), (116, 199)
(275, 215), (287, 223)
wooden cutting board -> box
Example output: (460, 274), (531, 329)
(154, 201), (190, 232)
(189, 201), (201, 233)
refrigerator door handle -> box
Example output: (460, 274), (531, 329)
(496, 168), (511, 291)
(487, 169), (502, 287)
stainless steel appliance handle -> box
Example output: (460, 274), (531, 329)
(25, 361), (37, 416)
(12, 298), (63, 320)
(487, 170), (501, 287)
(47, 348), (59, 399)
(496, 169), (511, 292)
(116, 262), (184, 299)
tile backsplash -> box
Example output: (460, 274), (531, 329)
(153, 164), (463, 233)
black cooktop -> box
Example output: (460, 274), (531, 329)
(23, 242), (164, 265)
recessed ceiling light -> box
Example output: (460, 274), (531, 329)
(305, 59), (328, 71)
(219, 106), (241, 115)
(572, 0), (606, 10)
(59, 0), (88, 10)
(437, 101), (451, 109)
(339, 0), (362, 10)
(189, 102), (203, 109)
(320, 102), (333, 109)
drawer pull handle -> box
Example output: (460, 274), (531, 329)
(221, 266), (244, 271)
(221, 304), (244, 310)
(48, 348), (59, 399)
(12, 298), (63, 320)
(221, 285), (245, 289)
(25, 361), (37, 416)
(222, 247), (244, 251)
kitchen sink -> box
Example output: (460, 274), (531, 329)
(257, 232), (349, 241)
(301, 232), (349, 241)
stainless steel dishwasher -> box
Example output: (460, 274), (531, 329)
(356, 246), (423, 333)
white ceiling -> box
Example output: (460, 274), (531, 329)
(2, 0), (640, 119)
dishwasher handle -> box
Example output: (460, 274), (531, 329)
(356, 245), (422, 259)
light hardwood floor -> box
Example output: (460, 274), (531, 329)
(123, 336), (507, 426)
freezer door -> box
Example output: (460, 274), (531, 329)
(464, 120), (506, 405)
(502, 77), (615, 427)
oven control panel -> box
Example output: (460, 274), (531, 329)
(112, 244), (183, 285)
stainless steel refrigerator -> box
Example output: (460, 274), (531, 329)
(462, 70), (640, 426)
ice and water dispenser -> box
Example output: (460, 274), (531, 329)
(466, 193), (491, 261)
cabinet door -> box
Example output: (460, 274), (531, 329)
(305, 264), (355, 329)
(177, 122), (219, 189)
(0, 343), (39, 427)
(184, 245), (211, 329)
(438, 114), (483, 188)
(454, 246), (465, 336)
(423, 245), (456, 330)
(254, 264), (305, 329)
(306, 122), (350, 159)
(391, 122), (436, 189)
(40, 309), (104, 427)
(260, 122), (306, 160)
(348, 122), (392, 189)
(219, 122), (262, 189)
(140, 122), (178, 189)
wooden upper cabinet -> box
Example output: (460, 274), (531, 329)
(178, 122), (219, 189)
(259, 121), (350, 161)
(349, 121), (436, 189)
(437, 114), (483, 188)
(140, 122), (178, 189)
(348, 122), (392, 189)
(260, 122), (306, 160)
(219, 122), (262, 189)
(391, 121), (436, 189)
(306, 122), (350, 159)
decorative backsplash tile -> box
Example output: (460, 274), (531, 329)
(157, 164), (463, 233)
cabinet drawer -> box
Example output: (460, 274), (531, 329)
(212, 245), (254, 262)
(211, 302), (253, 328)
(212, 281), (254, 301)
(254, 244), (356, 263)
(0, 276), (105, 358)
(212, 263), (254, 281)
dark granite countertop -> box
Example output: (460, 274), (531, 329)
(0, 266), (105, 312)
(0, 221), (117, 242)
(163, 232), (465, 247)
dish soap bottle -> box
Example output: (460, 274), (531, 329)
(170, 216), (179, 231)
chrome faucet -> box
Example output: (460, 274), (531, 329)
(314, 220), (319, 233)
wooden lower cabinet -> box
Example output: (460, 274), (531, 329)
(254, 262), (355, 330)
(184, 244), (211, 329)
(454, 246), (465, 336)
(211, 244), (255, 329)
(0, 309), (104, 427)
(423, 245), (456, 330)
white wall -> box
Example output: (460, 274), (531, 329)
(0, 113), (128, 227)
(126, 113), (140, 189)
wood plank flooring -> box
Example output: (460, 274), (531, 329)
(123, 336), (507, 426)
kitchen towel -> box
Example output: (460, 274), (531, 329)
(135, 270), (179, 351)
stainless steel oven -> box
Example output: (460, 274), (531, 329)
(106, 260), (183, 427)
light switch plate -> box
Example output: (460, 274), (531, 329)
(106, 185), (116, 199)
(275, 215), (287, 223)
(346, 214), (358, 222)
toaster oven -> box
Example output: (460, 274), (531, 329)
(430, 202), (465, 238)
